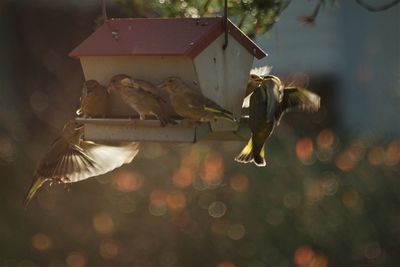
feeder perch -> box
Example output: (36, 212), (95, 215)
(69, 17), (267, 142)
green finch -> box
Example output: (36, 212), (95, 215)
(158, 76), (236, 122)
(76, 80), (109, 118)
(23, 120), (139, 206)
(235, 75), (320, 167)
(243, 66), (272, 108)
(108, 74), (176, 126)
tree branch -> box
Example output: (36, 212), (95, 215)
(355, 0), (400, 12)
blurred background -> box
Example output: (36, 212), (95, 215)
(1, 0), (399, 266)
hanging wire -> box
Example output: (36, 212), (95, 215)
(102, 0), (108, 22)
(222, 0), (228, 50)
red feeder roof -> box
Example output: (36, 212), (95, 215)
(69, 17), (267, 59)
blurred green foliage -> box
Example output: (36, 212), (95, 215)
(114, 0), (291, 37)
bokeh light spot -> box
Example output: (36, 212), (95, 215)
(385, 140), (400, 166)
(294, 245), (315, 266)
(317, 129), (334, 150)
(142, 142), (164, 159)
(32, 233), (52, 251)
(0, 134), (17, 164)
(150, 189), (168, 214)
(342, 190), (361, 209)
(364, 242), (381, 259)
(310, 255), (328, 267)
(201, 152), (224, 185)
(166, 191), (187, 211)
(227, 224), (246, 240)
(265, 209), (284, 226)
(112, 170), (143, 192)
(217, 260), (235, 267)
(283, 191), (301, 208)
(93, 213), (114, 235)
(336, 142), (366, 171)
(172, 167), (193, 188)
(367, 146), (385, 166)
(208, 201), (227, 218)
(229, 174), (248, 193)
(99, 239), (120, 260)
(66, 251), (87, 267)
(296, 137), (314, 162)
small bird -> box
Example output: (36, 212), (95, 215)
(235, 75), (320, 167)
(158, 76), (235, 122)
(76, 80), (108, 118)
(243, 66), (271, 108)
(245, 66), (272, 97)
(23, 119), (139, 206)
(108, 74), (176, 126)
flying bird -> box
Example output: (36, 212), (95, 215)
(235, 75), (320, 167)
(243, 66), (272, 108)
(23, 120), (139, 206)
(108, 74), (176, 126)
(76, 80), (108, 118)
(159, 76), (236, 122)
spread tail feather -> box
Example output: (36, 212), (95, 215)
(235, 138), (266, 167)
(23, 176), (48, 207)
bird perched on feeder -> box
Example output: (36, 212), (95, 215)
(76, 80), (109, 118)
(159, 76), (236, 122)
(23, 119), (140, 206)
(108, 74), (176, 126)
(235, 75), (320, 167)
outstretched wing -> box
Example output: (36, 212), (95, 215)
(65, 141), (140, 183)
(36, 140), (97, 182)
(281, 87), (320, 113)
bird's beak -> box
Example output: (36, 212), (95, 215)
(256, 77), (263, 83)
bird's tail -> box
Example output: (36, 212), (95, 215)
(235, 138), (266, 167)
(23, 176), (48, 207)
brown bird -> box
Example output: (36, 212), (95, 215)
(235, 75), (320, 167)
(23, 120), (140, 206)
(108, 74), (176, 126)
(159, 76), (235, 122)
(76, 80), (108, 118)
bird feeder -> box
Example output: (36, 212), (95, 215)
(69, 17), (267, 142)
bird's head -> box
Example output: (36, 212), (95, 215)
(158, 76), (182, 94)
(84, 80), (100, 96)
(108, 74), (132, 93)
(248, 74), (263, 88)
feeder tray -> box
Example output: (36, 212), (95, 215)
(69, 17), (267, 142)
(76, 118), (251, 143)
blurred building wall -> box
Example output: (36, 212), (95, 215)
(258, 1), (400, 135)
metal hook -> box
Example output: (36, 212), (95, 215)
(222, 0), (228, 50)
